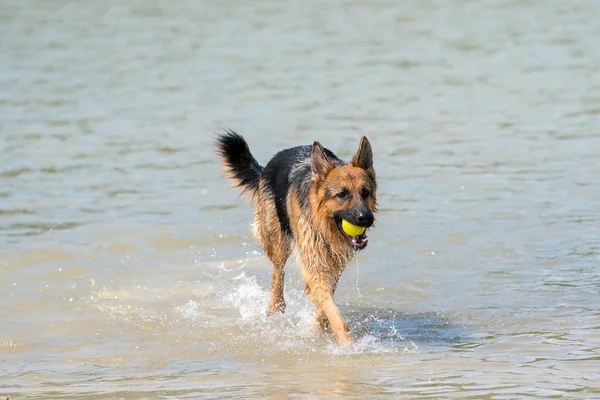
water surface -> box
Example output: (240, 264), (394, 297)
(1, 0), (600, 398)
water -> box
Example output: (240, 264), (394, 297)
(2, 0), (600, 398)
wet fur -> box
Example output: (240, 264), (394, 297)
(216, 129), (377, 348)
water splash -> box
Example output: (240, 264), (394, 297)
(217, 272), (425, 354)
(223, 272), (269, 321)
(89, 272), (459, 356)
(177, 299), (201, 320)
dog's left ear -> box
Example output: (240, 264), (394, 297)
(311, 141), (334, 180)
(351, 136), (373, 171)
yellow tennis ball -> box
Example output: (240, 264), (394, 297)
(342, 219), (366, 237)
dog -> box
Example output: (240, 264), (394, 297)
(216, 129), (377, 348)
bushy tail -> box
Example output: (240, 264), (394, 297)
(215, 129), (263, 199)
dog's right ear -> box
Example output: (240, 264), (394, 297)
(351, 136), (373, 171)
(311, 141), (333, 180)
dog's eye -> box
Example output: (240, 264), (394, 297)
(361, 188), (371, 198)
(336, 190), (350, 200)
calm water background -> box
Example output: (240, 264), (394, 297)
(2, 0), (600, 398)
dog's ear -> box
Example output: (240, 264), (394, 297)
(351, 136), (373, 171)
(311, 141), (334, 180)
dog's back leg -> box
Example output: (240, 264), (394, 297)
(313, 306), (329, 333)
(254, 184), (290, 316)
(266, 252), (288, 316)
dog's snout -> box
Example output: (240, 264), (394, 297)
(357, 209), (374, 227)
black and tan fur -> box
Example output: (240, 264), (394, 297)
(216, 129), (377, 348)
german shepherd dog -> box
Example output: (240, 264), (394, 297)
(216, 130), (376, 348)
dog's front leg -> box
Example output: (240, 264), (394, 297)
(306, 272), (354, 348)
(318, 294), (354, 348)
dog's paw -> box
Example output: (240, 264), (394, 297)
(266, 298), (286, 316)
(312, 314), (330, 334)
(339, 335), (355, 349)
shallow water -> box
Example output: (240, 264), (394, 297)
(2, 0), (600, 398)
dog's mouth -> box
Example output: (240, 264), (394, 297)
(336, 219), (368, 251)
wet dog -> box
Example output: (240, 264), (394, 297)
(216, 130), (376, 347)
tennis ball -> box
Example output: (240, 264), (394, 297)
(342, 219), (366, 237)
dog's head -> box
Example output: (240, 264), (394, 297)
(310, 137), (377, 251)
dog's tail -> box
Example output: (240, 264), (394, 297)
(215, 129), (263, 199)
